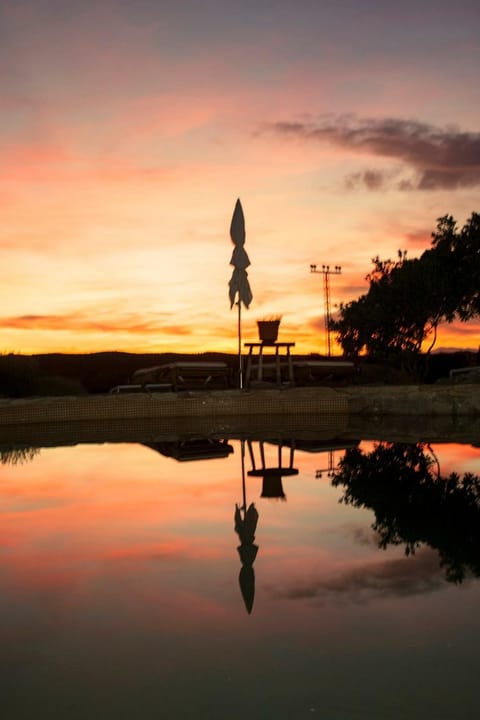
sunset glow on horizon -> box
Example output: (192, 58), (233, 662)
(2, 0), (480, 356)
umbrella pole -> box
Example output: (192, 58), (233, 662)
(237, 299), (243, 389)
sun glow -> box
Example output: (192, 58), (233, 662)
(1, 2), (479, 355)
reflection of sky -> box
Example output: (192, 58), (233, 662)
(2, 441), (480, 718)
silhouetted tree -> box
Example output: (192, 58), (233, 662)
(332, 212), (480, 369)
(431, 212), (480, 320)
(331, 442), (480, 583)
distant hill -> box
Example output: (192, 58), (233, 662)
(33, 351), (239, 393)
(0, 349), (478, 397)
(0, 351), (239, 396)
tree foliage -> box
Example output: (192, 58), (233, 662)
(331, 442), (480, 583)
(332, 212), (480, 362)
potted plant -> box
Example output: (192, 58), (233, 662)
(257, 316), (282, 345)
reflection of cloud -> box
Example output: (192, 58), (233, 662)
(347, 525), (380, 548)
(269, 115), (480, 190)
(269, 549), (448, 605)
(104, 541), (193, 563)
(3, 497), (68, 513)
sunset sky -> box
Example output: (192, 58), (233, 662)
(1, 0), (479, 355)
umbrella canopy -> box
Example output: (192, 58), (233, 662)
(228, 198), (253, 389)
(229, 198), (253, 309)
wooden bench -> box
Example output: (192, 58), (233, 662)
(131, 362), (230, 392)
(109, 383), (172, 394)
(293, 360), (356, 385)
(449, 366), (480, 383)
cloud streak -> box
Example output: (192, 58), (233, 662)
(268, 548), (446, 605)
(269, 115), (480, 190)
(0, 312), (191, 336)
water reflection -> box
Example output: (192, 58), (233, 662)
(143, 438), (234, 461)
(234, 503), (259, 614)
(331, 442), (480, 583)
(2, 432), (480, 718)
(0, 445), (39, 465)
(246, 439), (299, 501)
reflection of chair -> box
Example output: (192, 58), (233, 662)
(144, 438), (233, 462)
(246, 440), (299, 501)
(260, 475), (287, 499)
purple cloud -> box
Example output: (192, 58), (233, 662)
(269, 115), (480, 190)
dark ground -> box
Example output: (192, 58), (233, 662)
(0, 349), (478, 397)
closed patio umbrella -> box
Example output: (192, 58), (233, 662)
(229, 198), (253, 388)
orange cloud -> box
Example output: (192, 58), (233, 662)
(0, 312), (192, 335)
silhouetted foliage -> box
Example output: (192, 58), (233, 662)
(0, 353), (87, 397)
(0, 354), (40, 397)
(332, 212), (480, 370)
(0, 351), (237, 396)
(0, 446), (40, 465)
(331, 442), (480, 583)
(0, 349), (476, 397)
(34, 351), (239, 393)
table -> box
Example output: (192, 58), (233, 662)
(244, 342), (295, 387)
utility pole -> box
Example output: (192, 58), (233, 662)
(310, 264), (342, 357)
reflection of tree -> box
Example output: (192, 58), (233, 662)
(1, 447), (40, 465)
(331, 443), (480, 583)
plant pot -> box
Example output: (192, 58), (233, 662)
(257, 320), (280, 345)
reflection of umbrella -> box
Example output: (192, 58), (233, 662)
(234, 439), (259, 614)
(229, 198), (253, 388)
(234, 502), (259, 615)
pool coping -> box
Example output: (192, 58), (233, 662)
(0, 386), (479, 448)
(0, 384), (479, 424)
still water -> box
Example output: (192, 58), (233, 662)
(2, 435), (480, 719)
